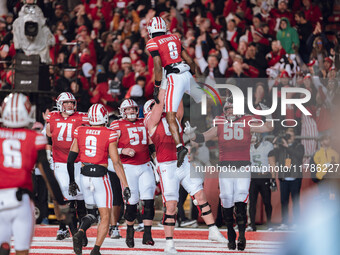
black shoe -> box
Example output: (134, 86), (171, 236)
(108, 226), (114, 237)
(142, 232), (155, 246)
(82, 232), (88, 247)
(227, 226), (236, 250)
(73, 231), (84, 255)
(177, 146), (188, 167)
(90, 249), (101, 255)
(237, 236), (246, 251)
(228, 241), (236, 250)
(125, 226), (135, 248)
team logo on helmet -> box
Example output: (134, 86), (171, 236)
(0, 93), (34, 128)
(143, 99), (156, 116)
(56, 92), (77, 115)
(88, 104), (108, 125)
(147, 17), (167, 38)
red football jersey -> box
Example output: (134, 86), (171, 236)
(74, 126), (118, 165)
(216, 115), (254, 162)
(146, 34), (183, 67)
(0, 128), (46, 192)
(145, 113), (182, 163)
(110, 118), (149, 165)
(46, 111), (89, 163)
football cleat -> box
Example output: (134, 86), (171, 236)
(72, 231), (84, 255)
(237, 236), (246, 251)
(56, 229), (70, 240)
(208, 225), (227, 243)
(164, 239), (178, 254)
(125, 226), (135, 248)
(110, 226), (122, 239)
(142, 232), (155, 246)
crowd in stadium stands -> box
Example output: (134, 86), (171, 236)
(1, 0), (340, 228)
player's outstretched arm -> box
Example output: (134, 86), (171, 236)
(153, 55), (163, 103)
(109, 141), (129, 188)
(184, 122), (218, 143)
(145, 88), (166, 133)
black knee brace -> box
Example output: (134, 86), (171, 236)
(0, 243), (10, 255)
(198, 201), (212, 217)
(222, 206), (235, 227)
(124, 204), (137, 222)
(162, 213), (177, 226)
(142, 200), (155, 220)
(235, 202), (247, 225)
(79, 213), (97, 232)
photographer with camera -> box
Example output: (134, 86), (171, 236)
(268, 127), (305, 230)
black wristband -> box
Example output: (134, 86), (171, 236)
(47, 136), (52, 145)
(193, 133), (205, 143)
(155, 80), (161, 87)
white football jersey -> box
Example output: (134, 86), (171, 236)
(250, 141), (274, 172)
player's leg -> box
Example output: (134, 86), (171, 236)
(219, 176), (236, 250)
(108, 171), (123, 239)
(165, 74), (188, 167)
(54, 163), (72, 240)
(0, 206), (12, 255)
(123, 164), (140, 248)
(234, 176), (251, 251)
(90, 207), (110, 255)
(11, 194), (35, 255)
(139, 163), (156, 245)
(179, 158), (226, 243)
(157, 161), (180, 254)
(73, 175), (98, 255)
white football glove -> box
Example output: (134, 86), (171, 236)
(184, 121), (197, 140)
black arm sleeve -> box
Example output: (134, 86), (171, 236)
(37, 150), (65, 205)
(47, 136), (52, 145)
(149, 144), (156, 155)
(193, 132), (205, 143)
(67, 151), (79, 183)
(150, 51), (160, 57)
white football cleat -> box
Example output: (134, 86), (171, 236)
(208, 225), (227, 242)
(164, 239), (178, 254)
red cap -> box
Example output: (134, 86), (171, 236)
(304, 73), (311, 79)
(280, 70), (290, 78)
(208, 48), (218, 56)
(135, 60), (146, 67)
(77, 25), (87, 34)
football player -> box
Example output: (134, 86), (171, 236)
(110, 99), (156, 248)
(0, 93), (68, 255)
(146, 16), (204, 168)
(185, 97), (274, 251)
(45, 92), (89, 241)
(144, 90), (227, 255)
(67, 103), (130, 255)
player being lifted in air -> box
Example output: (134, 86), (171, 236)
(146, 16), (204, 168)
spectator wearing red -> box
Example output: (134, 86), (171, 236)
(266, 40), (286, 67)
(121, 57), (135, 89)
(302, 0), (322, 28)
(90, 73), (118, 113)
(133, 60), (150, 85)
(269, 0), (294, 32)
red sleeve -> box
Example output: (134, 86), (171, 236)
(146, 39), (159, 53)
(68, 51), (77, 67)
(74, 127), (80, 139)
(122, 72), (136, 89)
(109, 130), (118, 143)
(223, 0), (237, 16)
(109, 120), (120, 131)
